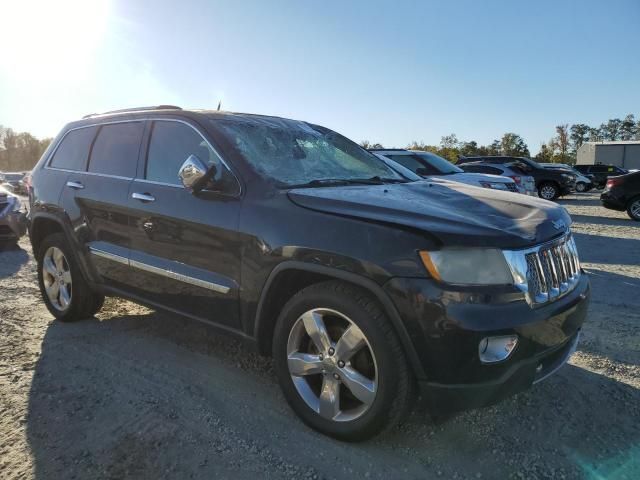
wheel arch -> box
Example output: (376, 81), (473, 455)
(29, 213), (97, 284)
(253, 261), (426, 379)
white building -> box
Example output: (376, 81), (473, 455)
(576, 141), (640, 169)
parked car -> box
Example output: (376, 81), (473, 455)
(1, 172), (27, 195)
(574, 164), (628, 190)
(539, 163), (594, 193)
(458, 156), (576, 200)
(458, 161), (537, 196)
(600, 171), (640, 221)
(0, 185), (27, 243)
(18, 172), (32, 196)
(371, 149), (519, 192)
(29, 106), (589, 441)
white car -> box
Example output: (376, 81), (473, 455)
(372, 149), (519, 192)
(539, 163), (593, 193)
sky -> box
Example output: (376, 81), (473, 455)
(1, 0), (639, 154)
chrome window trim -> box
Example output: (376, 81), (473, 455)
(88, 246), (230, 294)
(45, 119), (145, 170)
(42, 116), (242, 196)
(44, 167), (134, 181)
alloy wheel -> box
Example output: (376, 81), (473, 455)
(540, 185), (557, 200)
(42, 246), (72, 311)
(575, 182), (586, 192)
(286, 308), (378, 422)
(631, 199), (640, 220)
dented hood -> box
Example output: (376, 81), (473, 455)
(287, 178), (572, 249)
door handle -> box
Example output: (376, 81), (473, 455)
(132, 192), (155, 202)
(66, 181), (84, 190)
(142, 221), (155, 231)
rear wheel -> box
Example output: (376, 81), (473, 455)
(37, 233), (105, 322)
(539, 182), (560, 200)
(575, 182), (587, 193)
(627, 197), (640, 221)
(273, 280), (414, 441)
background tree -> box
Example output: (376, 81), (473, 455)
(535, 143), (554, 163)
(0, 125), (52, 171)
(600, 118), (622, 141)
(588, 127), (603, 142)
(551, 124), (571, 163)
(620, 114), (637, 140)
(569, 123), (590, 151)
(500, 133), (530, 157)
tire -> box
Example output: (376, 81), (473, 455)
(575, 182), (587, 193)
(272, 280), (415, 441)
(538, 182), (560, 200)
(36, 233), (105, 322)
(627, 196), (640, 221)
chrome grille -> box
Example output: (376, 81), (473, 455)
(505, 183), (518, 192)
(505, 233), (581, 307)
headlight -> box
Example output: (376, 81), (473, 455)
(419, 249), (513, 285)
(561, 173), (575, 181)
(479, 181), (509, 191)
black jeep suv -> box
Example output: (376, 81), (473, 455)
(28, 107), (589, 441)
(459, 156), (576, 200)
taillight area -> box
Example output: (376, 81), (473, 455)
(509, 175), (522, 184)
(606, 177), (623, 189)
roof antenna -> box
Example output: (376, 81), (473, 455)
(217, 100), (222, 111)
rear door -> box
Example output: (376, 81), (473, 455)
(61, 120), (144, 286)
(125, 119), (243, 330)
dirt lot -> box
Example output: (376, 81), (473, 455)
(0, 192), (638, 480)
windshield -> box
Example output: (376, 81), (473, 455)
(385, 152), (463, 176)
(212, 117), (405, 187)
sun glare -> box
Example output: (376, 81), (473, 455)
(0, 0), (110, 79)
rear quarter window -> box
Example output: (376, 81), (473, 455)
(49, 126), (98, 171)
(88, 122), (144, 178)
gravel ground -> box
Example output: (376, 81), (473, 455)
(0, 192), (638, 480)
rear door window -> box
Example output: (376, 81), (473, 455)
(88, 122), (144, 178)
(49, 126), (98, 171)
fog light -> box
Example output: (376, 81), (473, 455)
(478, 335), (519, 363)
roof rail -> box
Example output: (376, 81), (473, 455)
(368, 148), (407, 152)
(83, 105), (182, 119)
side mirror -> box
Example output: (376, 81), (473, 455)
(179, 155), (210, 192)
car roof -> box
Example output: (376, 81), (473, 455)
(68, 106), (313, 130)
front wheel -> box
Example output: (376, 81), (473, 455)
(575, 182), (587, 193)
(273, 280), (414, 441)
(539, 182), (560, 200)
(627, 197), (640, 221)
(36, 233), (105, 322)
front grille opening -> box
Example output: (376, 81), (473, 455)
(524, 235), (580, 306)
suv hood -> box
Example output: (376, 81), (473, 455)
(288, 179), (571, 249)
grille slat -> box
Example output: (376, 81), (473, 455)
(523, 235), (580, 306)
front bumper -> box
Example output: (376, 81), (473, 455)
(384, 273), (590, 412)
(0, 209), (28, 240)
(600, 189), (626, 211)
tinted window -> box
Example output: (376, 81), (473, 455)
(146, 121), (239, 193)
(590, 166), (607, 173)
(49, 126), (98, 171)
(462, 165), (502, 175)
(88, 122), (144, 177)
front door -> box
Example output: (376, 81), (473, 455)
(125, 119), (243, 330)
